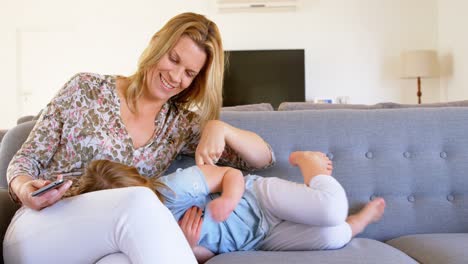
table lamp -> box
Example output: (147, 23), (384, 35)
(401, 50), (439, 104)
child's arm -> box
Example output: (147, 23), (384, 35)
(198, 165), (245, 222)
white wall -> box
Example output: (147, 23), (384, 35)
(0, 0), (441, 128)
(438, 0), (468, 101)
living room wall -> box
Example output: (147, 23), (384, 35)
(438, 0), (468, 101)
(0, 0), (440, 128)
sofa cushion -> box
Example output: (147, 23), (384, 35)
(206, 238), (417, 264)
(222, 103), (274, 111)
(386, 233), (468, 264)
(277, 102), (385, 111)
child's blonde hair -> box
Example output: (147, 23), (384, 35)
(70, 160), (168, 202)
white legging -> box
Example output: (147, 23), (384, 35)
(3, 187), (197, 264)
(255, 175), (353, 250)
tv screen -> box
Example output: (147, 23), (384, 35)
(223, 49), (305, 109)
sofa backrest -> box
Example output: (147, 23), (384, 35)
(170, 108), (468, 241)
(380, 100), (468, 108)
(278, 100), (468, 111)
(222, 103), (274, 111)
(0, 121), (37, 188)
(278, 102), (386, 110)
(227, 108), (467, 241)
(2, 108), (468, 242)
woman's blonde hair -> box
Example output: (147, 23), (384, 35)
(70, 160), (168, 202)
(124, 12), (224, 123)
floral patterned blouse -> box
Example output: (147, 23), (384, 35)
(7, 73), (275, 201)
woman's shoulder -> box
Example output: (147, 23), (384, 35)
(59, 72), (116, 98)
(67, 72), (115, 89)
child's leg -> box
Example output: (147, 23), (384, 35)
(258, 199), (385, 251)
(256, 151), (347, 226)
(255, 175), (348, 227)
(259, 220), (352, 250)
(347, 197), (386, 237)
(289, 151), (333, 185)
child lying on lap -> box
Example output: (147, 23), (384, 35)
(71, 151), (385, 263)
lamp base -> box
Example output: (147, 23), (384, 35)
(417, 77), (422, 104)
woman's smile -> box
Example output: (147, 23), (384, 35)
(160, 74), (176, 91)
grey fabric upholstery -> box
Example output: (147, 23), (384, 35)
(0, 188), (20, 264)
(16, 115), (35, 125)
(386, 233), (468, 264)
(0, 121), (37, 188)
(222, 103), (274, 111)
(2, 108), (468, 263)
(215, 109), (468, 242)
(278, 102), (385, 110)
(206, 238), (417, 264)
(278, 100), (468, 111)
(381, 100), (468, 108)
(0, 130), (7, 146)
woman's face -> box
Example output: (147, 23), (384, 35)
(145, 35), (207, 103)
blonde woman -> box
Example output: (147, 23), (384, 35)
(4, 12), (274, 264)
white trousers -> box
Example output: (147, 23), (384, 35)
(3, 187), (197, 264)
(255, 175), (352, 251)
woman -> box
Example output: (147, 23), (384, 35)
(4, 12), (273, 264)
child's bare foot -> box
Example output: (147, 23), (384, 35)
(346, 197), (386, 237)
(289, 151), (333, 184)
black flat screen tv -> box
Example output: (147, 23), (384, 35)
(222, 49), (305, 109)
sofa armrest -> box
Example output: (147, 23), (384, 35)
(1, 188), (20, 253)
(0, 129), (7, 144)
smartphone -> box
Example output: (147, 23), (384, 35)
(31, 179), (65, 197)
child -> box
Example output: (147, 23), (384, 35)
(73, 151), (385, 263)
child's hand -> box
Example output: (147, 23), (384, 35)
(178, 207), (203, 249)
(207, 196), (237, 222)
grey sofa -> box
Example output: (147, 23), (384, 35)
(0, 130), (7, 147)
(0, 115), (36, 148)
(2, 107), (468, 263)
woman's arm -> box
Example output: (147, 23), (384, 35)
(7, 74), (81, 209)
(10, 175), (72, 210)
(195, 120), (274, 169)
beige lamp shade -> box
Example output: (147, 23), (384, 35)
(401, 50), (439, 78)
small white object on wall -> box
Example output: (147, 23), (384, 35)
(217, 0), (299, 13)
(308, 98), (334, 104)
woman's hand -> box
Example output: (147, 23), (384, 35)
(195, 120), (273, 169)
(207, 196), (236, 222)
(178, 206), (203, 249)
(195, 120), (226, 166)
(12, 175), (72, 211)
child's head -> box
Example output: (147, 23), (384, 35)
(71, 160), (167, 202)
